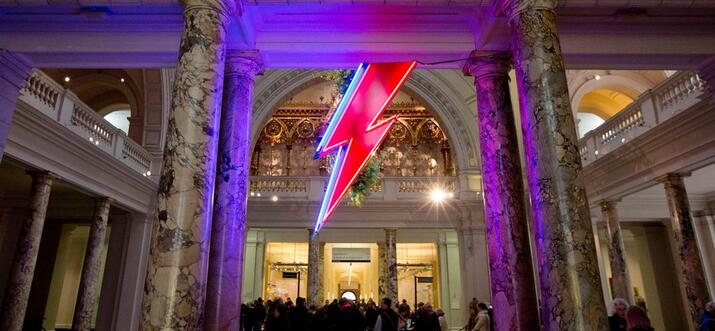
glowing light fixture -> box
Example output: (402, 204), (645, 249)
(430, 187), (447, 203)
(64, 76), (70, 82)
(271, 195), (278, 202)
(595, 74), (601, 80)
(313, 61), (416, 234)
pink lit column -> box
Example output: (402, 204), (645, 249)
(658, 173), (711, 327)
(464, 53), (539, 331)
(498, 0), (609, 329)
(141, 0), (236, 329)
(204, 50), (263, 331)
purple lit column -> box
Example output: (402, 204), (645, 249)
(498, 0), (609, 329)
(141, 0), (236, 329)
(0, 171), (54, 331)
(204, 50), (263, 331)
(658, 173), (711, 326)
(0, 50), (32, 164)
(463, 53), (539, 331)
(599, 200), (633, 303)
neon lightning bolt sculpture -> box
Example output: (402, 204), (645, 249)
(314, 61), (417, 234)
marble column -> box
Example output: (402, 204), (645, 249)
(464, 53), (539, 331)
(498, 0), (609, 329)
(377, 242), (386, 300)
(307, 229), (324, 306)
(141, 0), (236, 329)
(71, 197), (112, 331)
(658, 173), (711, 326)
(204, 50), (263, 331)
(0, 50), (32, 163)
(384, 229), (398, 304)
(0, 171), (54, 331)
(599, 200), (633, 303)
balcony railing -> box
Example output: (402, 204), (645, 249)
(19, 70), (153, 177)
(578, 71), (708, 166)
(248, 176), (458, 201)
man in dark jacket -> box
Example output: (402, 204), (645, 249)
(414, 303), (440, 331)
(375, 298), (400, 331)
(290, 297), (311, 331)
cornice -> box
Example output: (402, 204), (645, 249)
(7, 101), (157, 213)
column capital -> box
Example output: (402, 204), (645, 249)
(225, 49), (264, 78)
(462, 51), (511, 79)
(596, 199), (620, 209)
(182, 0), (242, 17)
(656, 172), (691, 185)
(494, 0), (558, 21)
(26, 170), (56, 182)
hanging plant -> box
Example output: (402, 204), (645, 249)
(348, 157), (383, 207)
(322, 69), (383, 206)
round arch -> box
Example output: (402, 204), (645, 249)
(251, 69), (480, 175)
(568, 70), (667, 118)
(69, 72), (144, 142)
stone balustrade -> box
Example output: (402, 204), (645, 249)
(248, 175), (458, 201)
(579, 71), (708, 166)
(18, 70), (154, 177)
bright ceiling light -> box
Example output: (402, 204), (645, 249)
(64, 76), (70, 82)
(271, 195), (278, 202)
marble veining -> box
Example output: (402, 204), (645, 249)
(203, 50), (263, 331)
(659, 174), (712, 326)
(600, 200), (632, 302)
(0, 171), (54, 331)
(504, 1), (609, 329)
(72, 198), (112, 331)
(307, 230), (324, 306)
(141, 2), (231, 329)
(465, 53), (540, 331)
(385, 229), (398, 304)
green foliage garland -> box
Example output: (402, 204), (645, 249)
(322, 70), (383, 206)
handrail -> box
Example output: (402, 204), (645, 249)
(19, 69), (154, 177)
(248, 175), (458, 201)
(578, 71), (707, 165)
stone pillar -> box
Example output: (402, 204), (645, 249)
(0, 50), (32, 163)
(71, 198), (112, 331)
(498, 0), (609, 329)
(658, 173), (711, 326)
(141, 0), (236, 329)
(0, 171), (54, 331)
(307, 229), (324, 306)
(377, 242), (386, 300)
(463, 53), (539, 331)
(599, 200), (633, 303)
(693, 212), (715, 299)
(384, 229), (398, 304)
(204, 50), (263, 331)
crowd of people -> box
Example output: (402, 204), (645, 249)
(238, 295), (715, 331)
(239, 297), (455, 331)
(609, 298), (715, 331)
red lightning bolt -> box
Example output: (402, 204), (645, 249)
(314, 61), (417, 233)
